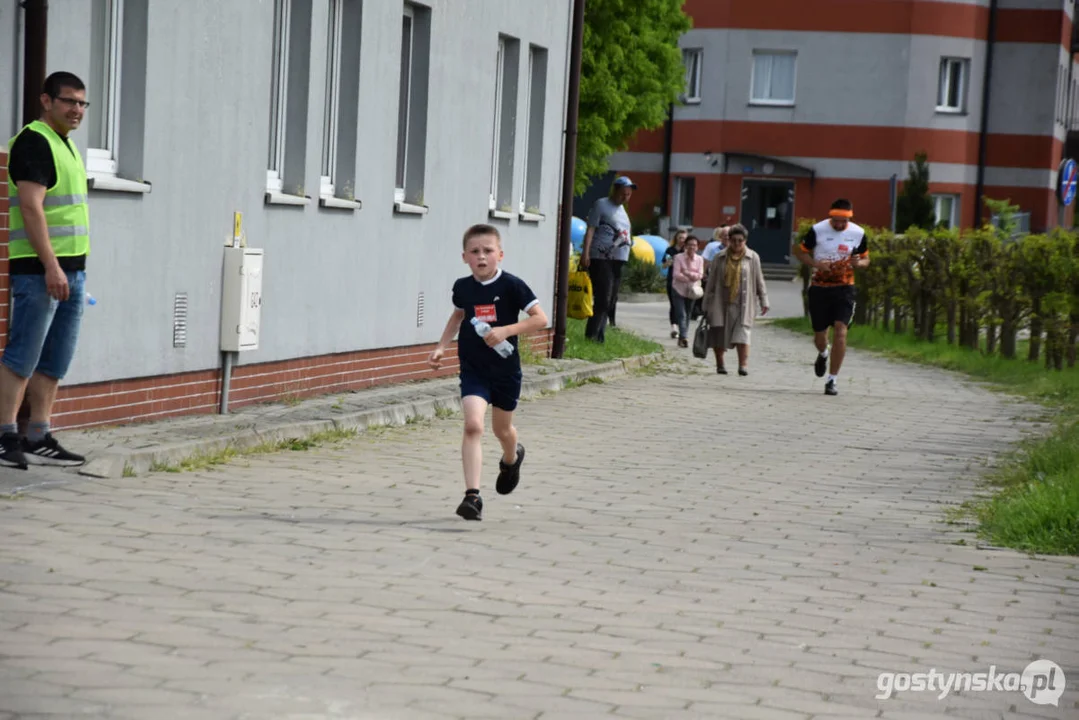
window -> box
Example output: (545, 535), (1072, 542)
(932, 194), (960, 229)
(320, 0), (363, 206)
(267, 0), (290, 193)
(936, 58), (969, 113)
(320, 0), (343, 199)
(489, 38), (504, 209)
(88, 0), (121, 176)
(266, 0), (313, 202)
(489, 35), (520, 215)
(683, 48), (702, 103)
(87, 0), (148, 188)
(750, 51), (796, 105)
(672, 177), (695, 227)
(395, 2), (432, 209)
(520, 45), (548, 218)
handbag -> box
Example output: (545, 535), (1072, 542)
(692, 316), (709, 359)
(567, 264), (594, 319)
(688, 280), (704, 299)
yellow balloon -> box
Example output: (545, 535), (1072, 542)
(631, 236), (655, 264)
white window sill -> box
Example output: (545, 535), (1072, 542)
(488, 208), (515, 221)
(319, 195), (362, 211)
(519, 211), (545, 223)
(88, 174), (152, 194)
(935, 107), (965, 115)
(749, 100), (795, 107)
(265, 191), (311, 206)
(683, 97), (701, 105)
(394, 201), (428, 215)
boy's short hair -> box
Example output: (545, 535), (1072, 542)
(462, 223), (501, 249)
(831, 198), (853, 211)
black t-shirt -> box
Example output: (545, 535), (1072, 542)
(452, 270), (538, 376)
(8, 127), (87, 274)
(663, 246), (683, 282)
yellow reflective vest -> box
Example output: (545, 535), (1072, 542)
(7, 119), (90, 260)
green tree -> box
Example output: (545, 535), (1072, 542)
(575, 0), (692, 194)
(895, 152), (935, 232)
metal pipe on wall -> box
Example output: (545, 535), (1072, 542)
(20, 0), (47, 126)
(552, 0), (585, 359)
(660, 102), (673, 218)
(219, 352), (233, 414)
(974, 0), (999, 227)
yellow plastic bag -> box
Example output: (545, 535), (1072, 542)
(568, 266), (593, 320)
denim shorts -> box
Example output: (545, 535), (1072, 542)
(1, 270), (86, 380)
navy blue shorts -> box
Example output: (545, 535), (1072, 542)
(460, 367), (522, 411)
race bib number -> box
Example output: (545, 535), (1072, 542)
(474, 304), (497, 323)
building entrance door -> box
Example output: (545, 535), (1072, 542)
(740, 180), (795, 264)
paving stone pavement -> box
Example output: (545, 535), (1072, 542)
(1, 295), (1077, 720)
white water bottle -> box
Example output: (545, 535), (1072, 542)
(471, 317), (515, 359)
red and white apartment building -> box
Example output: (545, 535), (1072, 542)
(607, 0), (1079, 267)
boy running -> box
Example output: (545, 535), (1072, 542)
(429, 224), (548, 520)
(792, 199), (870, 396)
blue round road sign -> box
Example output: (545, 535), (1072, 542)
(1059, 159), (1078, 206)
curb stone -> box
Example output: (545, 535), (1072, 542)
(78, 352), (664, 479)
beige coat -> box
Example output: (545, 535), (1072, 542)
(702, 248), (769, 339)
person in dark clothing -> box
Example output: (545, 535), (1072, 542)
(428, 224), (548, 521)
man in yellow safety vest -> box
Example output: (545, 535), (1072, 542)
(0, 72), (91, 469)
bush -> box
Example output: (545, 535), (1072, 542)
(621, 253), (666, 293)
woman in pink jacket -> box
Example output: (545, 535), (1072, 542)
(671, 235), (705, 348)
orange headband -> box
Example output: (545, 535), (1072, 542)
(829, 209), (853, 218)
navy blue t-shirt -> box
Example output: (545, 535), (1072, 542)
(452, 270), (539, 375)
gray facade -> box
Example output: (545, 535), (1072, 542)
(2, 0), (572, 386)
(675, 27), (1062, 139)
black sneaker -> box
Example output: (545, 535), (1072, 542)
(456, 493), (483, 521)
(824, 379), (838, 396)
(496, 444), (525, 495)
(815, 353), (828, 378)
(22, 433), (86, 466)
(738, 367), (749, 376)
(0, 432), (28, 470)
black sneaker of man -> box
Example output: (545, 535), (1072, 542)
(23, 433), (86, 466)
(456, 490), (483, 521)
(0, 432), (29, 470)
(496, 444), (525, 495)
(815, 352), (827, 378)
(824, 379), (838, 396)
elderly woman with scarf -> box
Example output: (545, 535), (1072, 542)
(702, 224), (770, 375)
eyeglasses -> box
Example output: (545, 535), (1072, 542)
(53, 96), (91, 109)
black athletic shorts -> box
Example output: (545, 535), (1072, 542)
(808, 285), (857, 333)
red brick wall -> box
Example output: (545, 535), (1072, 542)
(51, 330), (554, 430)
(0, 150), (9, 346)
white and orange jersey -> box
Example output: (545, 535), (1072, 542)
(800, 219), (869, 287)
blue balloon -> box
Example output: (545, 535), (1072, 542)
(641, 234), (672, 276)
(570, 216), (587, 253)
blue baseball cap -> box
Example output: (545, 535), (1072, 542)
(613, 175), (637, 189)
